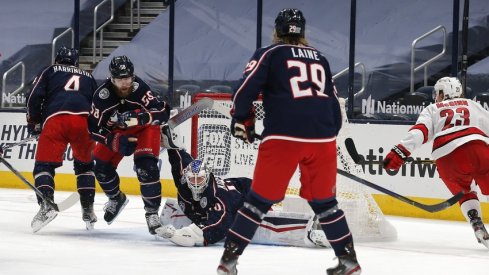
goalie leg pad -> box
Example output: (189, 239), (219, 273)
(74, 160), (95, 204)
(94, 160), (120, 198)
(33, 162), (56, 204)
(135, 156), (162, 210)
(309, 199), (353, 256)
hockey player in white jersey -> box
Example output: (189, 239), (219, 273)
(383, 76), (489, 249)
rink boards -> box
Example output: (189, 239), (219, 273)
(0, 112), (487, 222)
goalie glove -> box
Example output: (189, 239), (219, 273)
(383, 144), (411, 171)
(116, 109), (152, 129)
(160, 124), (181, 149)
(156, 224), (176, 239)
(166, 223), (205, 247)
(231, 109), (256, 144)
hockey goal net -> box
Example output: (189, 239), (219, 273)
(190, 93), (397, 242)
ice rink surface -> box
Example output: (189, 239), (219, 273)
(0, 188), (488, 275)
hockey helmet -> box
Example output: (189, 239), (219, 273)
(275, 8), (306, 38)
(109, 55), (134, 79)
(434, 77), (463, 101)
(183, 159), (210, 201)
(55, 46), (79, 66)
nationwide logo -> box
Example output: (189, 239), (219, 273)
(361, 95), (426, 115)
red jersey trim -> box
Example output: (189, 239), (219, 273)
(433, 127), (488, 151)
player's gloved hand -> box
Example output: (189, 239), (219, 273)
(155, 224), (176, 239)
(231, 110), (255, 144)
(383, 144), (411, 171)
(160, 124), (181, 149)
(26, 115), (41, 136)
(165, 223), (204, 247)
(109, 133), (138, 156)
(117, 109), (152, 129)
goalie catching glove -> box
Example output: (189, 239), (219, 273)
(383, 144), (411, 170)
(155, 223), (205, 247)
(231, 108), (256, 144)
(116, 109), (152, 129)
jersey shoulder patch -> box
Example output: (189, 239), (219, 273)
(98, 88), (110, 99)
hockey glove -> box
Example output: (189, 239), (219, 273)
(383, 144), (411, 171)
(231, 110), (256, 144)
(160, 124), (181, 149)
(117, 109), (152, 129)
(156, 224), (176, 239)
(167, 223), (205, 247)
(26, 115), (41, 136)
(109, 133), (138, 156)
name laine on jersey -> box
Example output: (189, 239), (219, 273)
(290, 48), (320, 61)
(435, 99), (468, 109)
(52, 65), (91, 77)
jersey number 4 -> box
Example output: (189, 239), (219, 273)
(440, 107), (470, 130)
(64, 75), (81, 91)
(287, 60), (328, 98)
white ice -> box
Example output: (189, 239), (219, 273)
(0, 188), (488, 275)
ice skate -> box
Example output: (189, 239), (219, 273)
(81, 202), (97, 230)
(103, 192), (128, 224)
(31, 200), (58, 233)
(468, 209), (489, 249)
(145, 208), (162, 235)
(217, 242), (239, 275)
(327, 243), (361, 275)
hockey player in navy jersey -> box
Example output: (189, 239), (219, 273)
(88, 55), (171, 235)
(217, 9), (361, 275)
(154, 133), (329, 248)
(26, 46), (98, 232)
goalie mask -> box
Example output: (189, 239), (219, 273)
(434, 77), (463, 102)
(183, 160), (211, 201)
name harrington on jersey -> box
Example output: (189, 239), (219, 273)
(52, 65), (92, 77)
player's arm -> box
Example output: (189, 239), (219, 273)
(26, 67), (52, 125)
(167, 149), (194, 184)
(383, 106), (433, 170)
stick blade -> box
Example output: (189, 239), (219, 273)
(344, 138), (362, 164)
(55, 192), (80, 212)
(421, 191), (464, 213)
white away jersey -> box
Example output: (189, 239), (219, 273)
(400, 98), (489, 159)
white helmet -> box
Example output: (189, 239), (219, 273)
(183, 159), (210, 201)
(434, 77), (463, 100)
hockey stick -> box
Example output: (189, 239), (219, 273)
(337, 169), (463, 213)
(0, 156), (79, 212)
(344, 138), (435, 165)
(0, 135), (38, 156)
(167, 97), (224, 129)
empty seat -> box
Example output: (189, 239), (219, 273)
(205, 85), (233, 93)
(414, 86), (434, 99)
(402, 91), (432, 106)
(473, 92), (489, 105)
(176, 84), (201, 94)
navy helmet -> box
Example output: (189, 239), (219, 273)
(109, 55), (134, 78)
(275, 8), (306, 38)
(55, 46), (79, 66)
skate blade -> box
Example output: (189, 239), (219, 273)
(106, 198), (129, 225)
(85, 220), (96, 231)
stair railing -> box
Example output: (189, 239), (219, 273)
(410, 25), (447, 92)
(1, 61), (25, 108)
(51, 27), (74, 63)
(92, 0), (114, 63)
(130, 0), (141, 32)
(333, 62), (366, 97)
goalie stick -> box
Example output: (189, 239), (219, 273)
(345, 137), (435, 165)
(0, 156), (79, 212)
(167, 97), (225, 129)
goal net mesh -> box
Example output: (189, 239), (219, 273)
(190, 93), (397, 242)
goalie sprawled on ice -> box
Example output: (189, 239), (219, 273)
(156, 133), (328, 248)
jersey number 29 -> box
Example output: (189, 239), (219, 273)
(287, 60), (327, 98)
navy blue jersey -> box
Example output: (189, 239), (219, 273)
(88, 76), (170, 145)
(167, 149), (251, 244)
(26, 65), (97, 125)
(232, 43), (342, 140)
